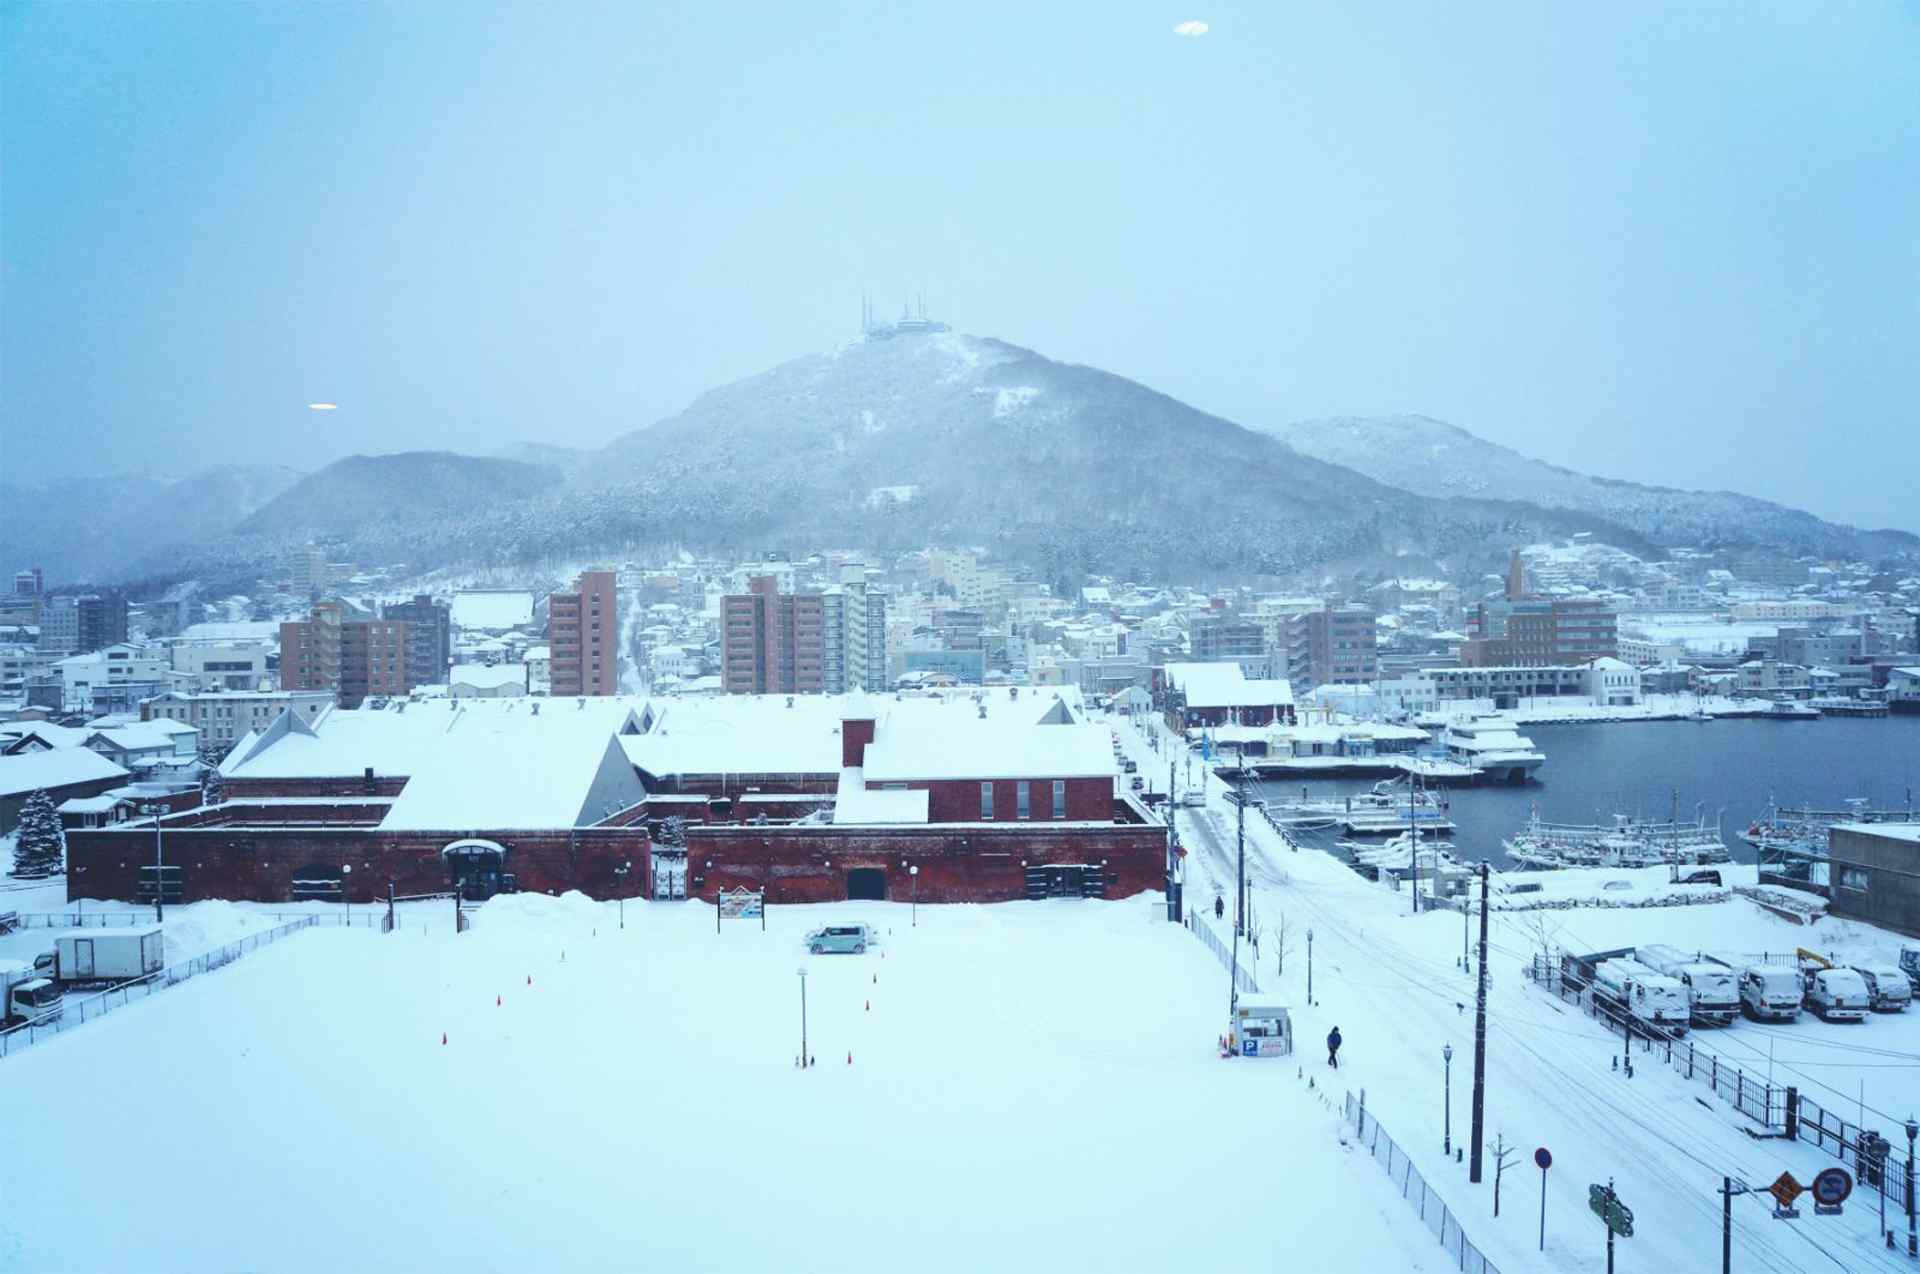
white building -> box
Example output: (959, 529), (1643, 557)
(167, 640), (271, 692)
(55, 643), (172, 708)
(450, 663), (528, 698)
(142, 690), (335, 749)
(1582, 656), (1642, 707)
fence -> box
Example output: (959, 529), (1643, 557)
(1794, 1094), (1914, 1222)
(1183, 912), (1259, 994)
(1343, 1091), (1504, 1274)
(7, 910), (159, 930)
(0, 915), (320, 1060)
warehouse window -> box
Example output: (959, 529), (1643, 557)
(1838, 867), (1870, 893)
(1052, 780), (1066, 819)
(1016, 781), (1030, 819)
(980, 782), (994, 819)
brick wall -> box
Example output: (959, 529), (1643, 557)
(684, 820), (1166, 904)
(900, 776), (1111, 823)
(65, 825), (652, 904)
(226, 776), (411, 799)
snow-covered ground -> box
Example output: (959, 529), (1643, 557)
(0, 893), (1456, 1272)
(1111, 706), (1920, 1273)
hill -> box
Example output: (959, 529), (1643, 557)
(1267, 415), (1918, 559)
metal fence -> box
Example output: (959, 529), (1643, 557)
(1795, 1095), (1913, 1221)
(6, 911), (155, 930)
(0, 915), (320, 1060)
(1343, 1091), (1504, 1274)
(1183, 912), (1260, 993)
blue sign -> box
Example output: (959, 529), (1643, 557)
(1535, 1148), (1552, 1171)
(1243, 1038), (1258, 1056)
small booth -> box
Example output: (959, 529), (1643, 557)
(1225, 998), (1294, 1058)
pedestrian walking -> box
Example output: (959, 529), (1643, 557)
(1326, 1026), (1342, 1069)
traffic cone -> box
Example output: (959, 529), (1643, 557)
(846, 1051), (852, 1065)
(527, 975), (532, 986)
(496, 995), (501, 1007)
(865, 1000), (870, 1012)
(441, 1032), (447, 1045)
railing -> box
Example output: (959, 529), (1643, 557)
(1344, 1091), (1504, 1274)
(0, 916), (319, 1060)
(1182, 912), (1259, 994)
(1794, 1094), (1913, 1222)
(8, 911), (155, 929)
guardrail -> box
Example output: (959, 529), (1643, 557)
(1344, 1090), (1504, 1274)
(0, 915), (320, 1060)
(6, 911), (155, 929)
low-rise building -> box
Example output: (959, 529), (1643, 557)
(1827, 823), (1920, 936)
(1160, 662), (1295, 728)
(142, 690), (335, 749)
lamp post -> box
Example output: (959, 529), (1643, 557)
(139, 802), (165, 921)
(909, 865), (919, 927)
(1906, 1115), (1917, 1258)
(1306, 928), (1314, 1005)
(797, 967), (809, 1069)
(614, 860), (631, 929)
(1443, 1043), (1454, 1154)
(341, 864), (352, 926)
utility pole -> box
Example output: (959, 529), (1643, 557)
(1409, 778), (1419, 915)
(1469, 861), (1489, 1183)
(1235, 790), (1247, 938)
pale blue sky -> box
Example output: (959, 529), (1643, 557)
(4, 2), (1916, 530)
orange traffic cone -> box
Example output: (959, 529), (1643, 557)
(527, 975), (532, 986)
(496, 995), (501, 1007)
(846, 1051), (853, 1065)
(441, 1032), (447, 1045)
(865, 1000), (870, 1012)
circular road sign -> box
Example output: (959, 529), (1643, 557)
(1535, 1148), (1553, 1170)
(1811, 1167), (1853, 1206)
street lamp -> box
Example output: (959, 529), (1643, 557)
(342, 864), (352, 926)
(909, 865), (919, 927)
(1906, 1115), (1917, 1258)
(138, 802), (165, 922)
(1443, 1043), (1454, 1154)
(614, 860), (631, 929)
(796, 967), (810, 1069)
(1306, 928), (1314, 1005)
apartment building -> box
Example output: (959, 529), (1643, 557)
(548, 569), (619, 696)
(281, 600), (413, 708)
(144, 690), (335, 748)
(384, 594), (452, 687)
(722, 575), (826, 694)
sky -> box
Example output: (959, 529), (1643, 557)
(4, 1), (1917, 531)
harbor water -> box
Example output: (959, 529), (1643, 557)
(1241, 715), (1920, 870)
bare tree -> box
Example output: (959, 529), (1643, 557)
(1515, 907), (1567, 984)
(1492, 1133), (1517, 1217)
(1273, 909), (1295, 978)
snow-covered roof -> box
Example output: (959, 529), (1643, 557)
(178, 621), (282, 643)
(1832, 822), (1920, 845)
(1163, 662), (1294, 709)
(862, 719), (1114, 783)
(57, 794), (130, 814)
(0, 723), (92, 750)
(379, 732), (644, 832)
(450, 663), (528, 691)
(0, 747), (129, 797)
(833, 769), (930, 824)
(450, 591), (536, 631)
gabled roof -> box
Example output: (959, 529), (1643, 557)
(1163, 662), (1294, 709)
(0, 748), (129, 797)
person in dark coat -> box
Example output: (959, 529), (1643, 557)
(1214, 894), (1225, 920)
(1327, 1026), (1343, 1068)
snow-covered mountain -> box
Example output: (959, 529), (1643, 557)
(1267, 415), (1917, 558)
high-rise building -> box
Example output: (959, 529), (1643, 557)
(1302, 605), (1378, 687)
(280, 600), (413, 707)
(722, 575), (829, 694)
(14, 568), (43, 596)
(548, 570), (619, 696)
(1189, 617), (1268, 677)
(289, 544), (327, 593)
(1460, 597), (1617, 667)
(821, 581), (889, 693)
(384, 594), (451, 686)
(34, 594), (128, 656)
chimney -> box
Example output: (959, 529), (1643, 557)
(842, 718), (876, 769)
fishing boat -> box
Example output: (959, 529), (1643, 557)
(1502, 809), (1730, 870)
(1440, 718), (1545, 783)
(1262, 777), (1454, 835)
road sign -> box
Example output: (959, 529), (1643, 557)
(1811, 1167), (1852, 1208)
(1535, 1147), (1553, 1171)
(1768, 1172), (1805, 1211)
(1588, 1184), (1634, 1237)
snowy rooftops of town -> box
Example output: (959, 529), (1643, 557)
(0, 747), (129, 796)
(1162, 662), (1294, 708)
(177, 621), (283, 644)
(450, 590), (536, 631)
(450, 662), (528, 690)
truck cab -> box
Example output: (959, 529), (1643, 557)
(1740, 967), (1803, 1022)
(1626, 976), (1690, 1034)
(1, 960), (64, 1029)
(1803, 967), (1871, 1022)
(1850, 965), (1912, 1013)
(1901, 947), (1920, 996)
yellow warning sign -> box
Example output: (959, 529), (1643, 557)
(1768, 1172), (1805, 1210)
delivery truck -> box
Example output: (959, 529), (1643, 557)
(38, 929), (166, 986)
(1633, 944), (1740, 1026)
(1, 959), (64, 1029)
(1738, 965), (1805, 1022)
(1850, 964), (1913, 1012)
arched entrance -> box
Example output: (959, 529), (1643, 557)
(846, 867), (887, 901)
(443, 839), (512, 901)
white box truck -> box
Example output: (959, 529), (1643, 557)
(1591, 958), (1690, 1035)
(1635, 945), (1740, 1026)
(48, 929), (165, 985)
(1739, 965), (1804, 1022)
(1, 959), (63, 1029)
(1802, 967), (1871, 1022)
(1850, 965), (1912, 1012)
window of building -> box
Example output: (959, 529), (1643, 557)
(1838, 867), (1870, 893)
(1016, 781), (1030, 819)
(980, 782), (994, 819)
(1052, 779), (1066, 819)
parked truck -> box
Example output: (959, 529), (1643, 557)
(1561, 949), (1690, 1035)
(34, 929), (165, 986)
(1848, 964), (1912, 1013)
(1738, 965), (1805, 1022)
(1634, 944), (1740, 1026)
(1, 960), (63, 1029)
(1902, 947), (1920, 996)
(1796, 950), (1871, 1023)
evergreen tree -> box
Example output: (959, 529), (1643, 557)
(200, 763), (226, 807)
(11, 789), (66, 879)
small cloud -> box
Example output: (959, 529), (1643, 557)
(1173, 20), (1208, 36)
(307, 402), (339, 411)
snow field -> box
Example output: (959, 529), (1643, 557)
(0, 892), (1450, 1272)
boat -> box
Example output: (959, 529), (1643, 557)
(1761, 699), (1820, 721)
(1441, 718), (1546, 783)
(1502, 809), (1731, 871)
(1806, 697), (1888, 718)
(1741, 795), (1916, 850)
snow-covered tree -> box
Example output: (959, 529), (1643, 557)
(11, 789), (66, 879)
(200, 764), (226, 807)
(659, 815), (688, 848)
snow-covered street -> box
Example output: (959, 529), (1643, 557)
(0, 893), (1453, 1272)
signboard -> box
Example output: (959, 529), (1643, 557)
(717, 887), (764, 919)
(1768, 1173), (1805, 1212)
(1811, 1167), (1851, 1214)
(1588, 1184), (1633, 1238)
(1535, 1148), (1553, 1171)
